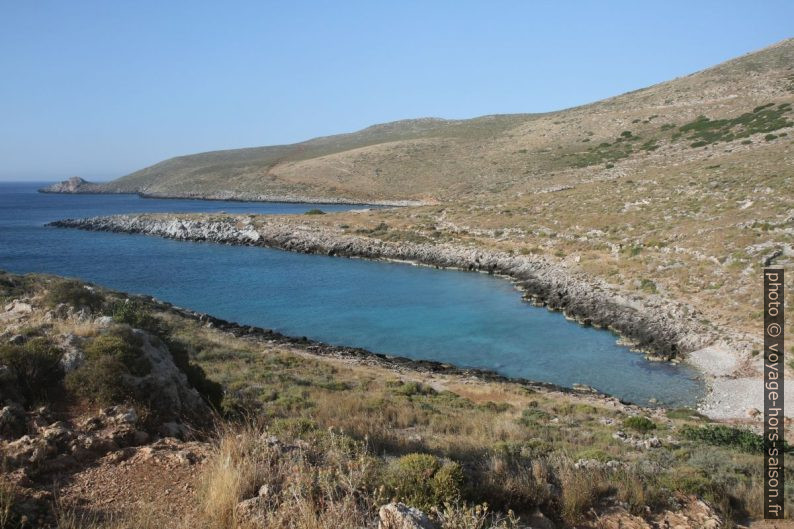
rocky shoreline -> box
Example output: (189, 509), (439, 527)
(38, 179), (426, 206)
(50, 214), (719, 360)
(145, 294), (633, 404)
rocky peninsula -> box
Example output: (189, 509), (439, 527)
(50, 214), (712, 357)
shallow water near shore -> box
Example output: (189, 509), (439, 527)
(0, 182), (703, 406)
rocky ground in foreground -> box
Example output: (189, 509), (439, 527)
(1, 272), (792, 528)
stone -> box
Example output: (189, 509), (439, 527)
(235, 496), (269, 526)
(378, 502), (435, 529)
(0, 402), (26, 438)
(4, 300), (32, 315)
(114, 408), (138, 425)
(644, 436), (662, 449)
(40, 422), (74, 448)
(59, 347), (84, 373)
(133, 430), (150, 445)
(159, 421), (188, 439)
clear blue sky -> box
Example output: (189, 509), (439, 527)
(1, 1), (792, 181)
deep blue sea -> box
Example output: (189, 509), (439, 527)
(0, 182), (702, 406)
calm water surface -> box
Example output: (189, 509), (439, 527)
(0, 182), (703, 406)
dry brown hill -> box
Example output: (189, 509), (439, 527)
(83, 38), (794, 203)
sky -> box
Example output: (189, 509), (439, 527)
(1, 1), (792, 181)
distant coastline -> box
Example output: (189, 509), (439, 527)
(38, 177), (425, 207)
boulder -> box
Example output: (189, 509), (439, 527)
(378, 503), (435, 529)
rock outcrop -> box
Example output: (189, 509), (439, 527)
(38, 177), (104, 194)
(124, 330), (210, 424)
(378, 503), (436, 529)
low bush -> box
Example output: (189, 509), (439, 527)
(383, 453), (464, 512)
(518, 407), (551, 426)
(681, 424), (773, 453)
(84, 330), (150, 376)
(65, 355), (128, 405)
(623, 416), (656, 433)
(0, 337), (64, 406)
(111, 299), (159, 333)
(46, 280), (104, 311)
(65, 328), (149, 405)
(304, 209), (325, 215)
(388, 380), (436, 397)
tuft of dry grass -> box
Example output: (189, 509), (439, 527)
(196, 424), (267, 528)
(196, 423), (377, 529)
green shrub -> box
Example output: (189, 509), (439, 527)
(65, 355), (128, 405)
(0, 337), (64, 405)
(270, 417), (318, 438)
(46, 280), (104, 311)
(518, 407), (551, 426)
(680, 424), (779, 453)
(84, 331), (150, 376)
(111, 299), (159, 332)
(677, 105), (793, 146)
(304, 209), (325, 215)
(65, 329), (150, 405)
(659, 466), (716, 497)
(383, 453), (463, 512)
(388, 380), (436, 397)
(623, 416), (656, 433)
(640, 279), (657, 293)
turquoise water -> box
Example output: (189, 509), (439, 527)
(0, 182), (702, 406)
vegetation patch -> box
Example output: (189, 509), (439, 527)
(677, 103), (793, 147)
(45, 280), (104, 311)
(623, 416), (656, 433)
(680, 424), (786, 453)
(383, 453), (464, 512)
(0, 337), (64, 406)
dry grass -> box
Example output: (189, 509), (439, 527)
(196, 423), (376, 529)
(55, 503), (164, 529)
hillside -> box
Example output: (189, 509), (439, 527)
(44, 38), (794, 204)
